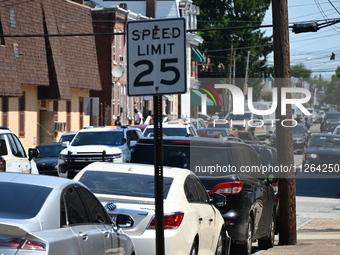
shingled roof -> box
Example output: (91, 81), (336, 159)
(0, 0), (102, 99)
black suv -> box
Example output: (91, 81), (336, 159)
(131, 137), (277, 255)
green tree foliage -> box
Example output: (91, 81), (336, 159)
(194, 0), (273, 98)
(323, 66), (340, 109)
(290, 63), (312, 79)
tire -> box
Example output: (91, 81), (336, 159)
(215, 229), (226, 255)
(190, 240), (198, 255)
(232, 217), (253, 255)
(258, 213), (275, 249)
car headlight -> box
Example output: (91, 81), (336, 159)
(306, 153), (318, 159)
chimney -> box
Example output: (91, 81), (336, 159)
(146, 0), (156, 18)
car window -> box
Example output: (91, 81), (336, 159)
(72, 131), (124, 146)
(37, 144), (63, 158)
(7, 133), (26, 158)
(78, 171), (173, 199)
(184, 175), (209, 203)
(64, 185), (90, 224)
(127, 130), (139, 141)
(0, 182), (52, 219)
(0, 136), (8, 155)
(76, 186), (112, 224)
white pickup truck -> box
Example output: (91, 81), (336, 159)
(57, 126), (142, 178)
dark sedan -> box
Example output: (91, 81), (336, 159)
(302, 133), (340, 173)
(34, 143), (64, 176)
(270, 124), (311, 154)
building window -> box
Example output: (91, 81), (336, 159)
(0, 16), (5, 46)
(2, 97), (8, 127)
(19, 92), (25, 137)
(112, 30), (117, 64)
(79, 97), (84, 130)
(66, 101), (71, 132)
(53, 101), (58, 121)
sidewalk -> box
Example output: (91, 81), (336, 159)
(255, 219), (340, 255)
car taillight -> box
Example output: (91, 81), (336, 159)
(0, 238), (46, 250)
(0, 156), (6, 172)
(148, 212), (184, 229)
(209, 181), (244, 195)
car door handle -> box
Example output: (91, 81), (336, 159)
(198, 217), (203, 222)
(209, 218), (213, 222)
(79, 232), (89, 241)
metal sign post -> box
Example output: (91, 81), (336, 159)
(127, 18), (186, 255)
(153, 93), (164, 255)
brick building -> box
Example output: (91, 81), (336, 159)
(0, 0), (101, 147)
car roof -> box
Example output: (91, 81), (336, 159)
(79, 127), (138, 132)
(136, 136), (254, 149)
(37, 142), (63, 147)
(146, 123), (189, 128)
(0, 172), (79, 188)
(79, 162), (192, 179)
(311, 133), (340, 138)
(0, 126), (13, 134)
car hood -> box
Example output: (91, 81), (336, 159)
(60, 145), (123, 154)
(34, 157), (58, 164)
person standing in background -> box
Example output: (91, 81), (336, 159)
(134, 109), (143, 124)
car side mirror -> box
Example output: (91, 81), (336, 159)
(211, 193), (227, 207)
(28, 148), (39, 160)
(62, 141), (70, 148)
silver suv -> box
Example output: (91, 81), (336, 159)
(57, 126), (142, 178)
(0, 126), (39, 174)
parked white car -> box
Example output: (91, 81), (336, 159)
(74, 162), (231, 255)
(0, 127), (39, 174)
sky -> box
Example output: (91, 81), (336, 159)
(262, 0), (340, 79)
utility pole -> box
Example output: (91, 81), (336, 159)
(272, 0), (297, 245)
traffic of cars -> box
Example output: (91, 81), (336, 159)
(3, 107), (338, 255)
(74, 162), (231, 255)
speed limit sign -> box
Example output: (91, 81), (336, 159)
(127, 18), (187, 96)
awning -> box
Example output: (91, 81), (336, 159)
(191, 90), (214, 106)
(191, 48), (206, 62)
(143, 95), (174, 101)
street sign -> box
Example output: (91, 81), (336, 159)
(127, 18), (187, 96)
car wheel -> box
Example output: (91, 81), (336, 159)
(215, 229), (226, 255)
(258, 212), (275, 249)
(190, 240), (198, 255)
(232, 216), (253, 255)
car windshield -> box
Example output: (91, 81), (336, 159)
(78, 171), (173, 199)
(37, 144), (63, 158)
(326, 112), (340, 120)
(72, 131), (124, 146)
(309, 136), (340, 148)
(59, 134), (76, 143)
(143, 127), (187, 137)
(0, 182), (52, 219)
(197, 129), (229, 138)
(207, 122), (230, 128)
(226, 113), (252, 120)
